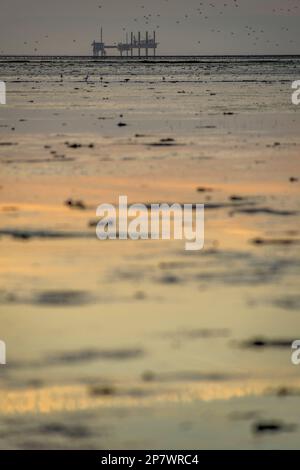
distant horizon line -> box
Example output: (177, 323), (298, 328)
(1, 53), (300, 58)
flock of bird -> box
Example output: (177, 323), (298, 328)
(1, 0), (299, 54)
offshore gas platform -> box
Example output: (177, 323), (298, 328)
(92, 28), (158, 58)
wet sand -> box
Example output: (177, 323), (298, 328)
(0, 56), (300, 449)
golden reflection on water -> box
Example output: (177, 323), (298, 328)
(1, 379), (299, 416)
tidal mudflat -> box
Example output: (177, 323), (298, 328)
(0, 56), (300, 449)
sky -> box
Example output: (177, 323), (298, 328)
(0, 0), (299, 55)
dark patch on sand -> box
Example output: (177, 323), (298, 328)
(34, 290), (94, 307)
(252, 420), (296, 434)
(158, 274), (181, 284)
(88, 384), (116, 396)
(196, 186), (213, 193)
(147, 138), (179, 147)
(269, 386), (300, 398)
(64, 198), (87, 210)
(39, 423), (91, 439)
(2, 157), (75, 164)
(8, 347), (145, 371)
(48, 347), (145, 365)
(239, 337), (294, 349)
(141, 370), (242, 383)
(0, 289), (95, 307)
(251, 237), (300, 246)
(231, 207), (298, 217)
(0, 228), (95, 240)
(270, 295), (300, 311)
(140, 201), (256, 211)
(0, 142), (18, 146)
